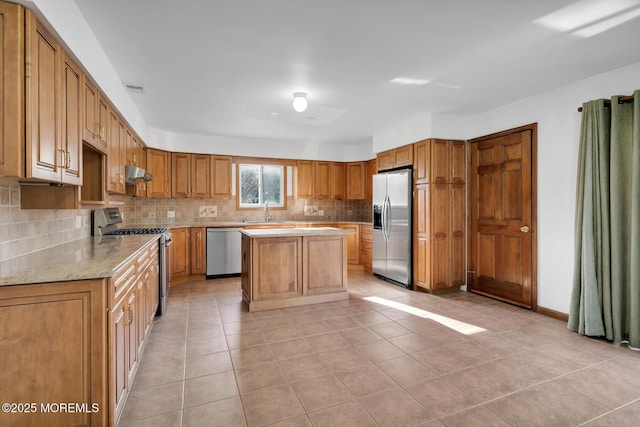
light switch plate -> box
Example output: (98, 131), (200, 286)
(167, 211), (175, 218)
(75, 216), (82, 229)
(318, 210), (324, 216)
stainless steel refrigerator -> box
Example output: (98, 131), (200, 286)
(372, 168), (412, 288)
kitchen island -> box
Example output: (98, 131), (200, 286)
(240, 227), (354, 312)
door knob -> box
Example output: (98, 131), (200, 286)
(520, 225), (530, 233)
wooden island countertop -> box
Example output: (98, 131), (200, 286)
(240, 227), (354, 312)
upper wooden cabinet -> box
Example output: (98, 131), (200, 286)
(365, 159), (376, 200)
(296, 160), (315, 199)
(331, 162), (346, 199)
(25, 10), (83, 185)
(82, 78), (108, 154)
(0, 2), (24, 178)
(346, 162), (365, 200)
(171, 152), (210, 198)
(146, 148), (170, 198)
(61, 51), (83, 186)
(210, 155), (232, 199)
(107, 109), (125, 194)
(414, 139), (466, 184)
(377, 144), (413, 172)
(315, 161), (331, 199)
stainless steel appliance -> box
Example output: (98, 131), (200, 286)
(93, 207), (171, 315)
(372, 168), (412, 288)
(206, 228), (242, 278)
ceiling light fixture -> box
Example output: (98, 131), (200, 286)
(292, 92), (308, 112)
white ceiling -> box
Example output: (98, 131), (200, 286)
(73, 0), (640, 146)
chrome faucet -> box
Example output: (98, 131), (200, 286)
(264, 201), (272, 222)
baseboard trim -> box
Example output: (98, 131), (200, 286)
(536, 306), (569, 322)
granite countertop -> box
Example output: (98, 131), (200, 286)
(134, 220), (373, 229)
(240, 227), (356, 238)
(0, 234), (160, 287)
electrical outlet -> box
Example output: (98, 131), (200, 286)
(75, 216), (82, 229)
(348, 210), (353, 215)
(318, 210), (324, 216)
(167, 211), (175, 218)
(148, 211), (156, 219)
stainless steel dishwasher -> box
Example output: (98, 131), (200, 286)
(206, 228), (242, 278)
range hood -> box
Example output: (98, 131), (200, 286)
(125, 165), (152, 185)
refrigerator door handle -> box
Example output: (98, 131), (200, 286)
(384, 195), (391, 241)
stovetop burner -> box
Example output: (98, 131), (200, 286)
(107, 228), (168, 235)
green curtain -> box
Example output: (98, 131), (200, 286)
(569, 90), (640, 349)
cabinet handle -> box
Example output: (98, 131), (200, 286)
(130, 305), (135, 323)
(98, 125), (105, 139)
(125, 305), (132, 326)
(58, 149), (66, 169)
(66, 151), (71, 169)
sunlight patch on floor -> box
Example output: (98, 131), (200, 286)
(364, 296), (487, 335)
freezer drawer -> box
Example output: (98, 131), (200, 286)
(206, 228), (242, 277)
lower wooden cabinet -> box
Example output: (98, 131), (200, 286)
(338, 224), (360, 265)
(169, 227), (190, 283)
(0, 239), (160, 427)
(0, 279), (108, 427)
(360, 224), (372, 272)
(414, 183), (465, 293)
(190, 227), (206, 275)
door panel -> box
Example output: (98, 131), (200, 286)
(470, 128), (533, 308)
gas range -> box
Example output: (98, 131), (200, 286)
(93, 207), (171, 315)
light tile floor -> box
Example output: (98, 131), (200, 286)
(118, 271), (640, 427)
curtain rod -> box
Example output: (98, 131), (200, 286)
(577, 95), (634, 112)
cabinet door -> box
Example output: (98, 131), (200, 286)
(96, 93), (109, 152)
(170, 227), (190, 281)
(126, 289), (139, 389)
(394, 144), (413, 168)
(171, 152), (191, 197)
(414, 139), (431, 184)
(450, 183), (466, 288)
(0, 2), (24, 178)
(135, 142), (147, 197)
(365, 159), (376, 200)
(296, 160), (315, 198)
(82, 78), (98, 148)
(339, 224), (360, 264)
(430, 183), (450, 290)
(110, 295), (129, 423)
(346, 162), (364, 200)
(61, 52), (83, 185)
(450, 141), (466, 184)
(124, 127), (134, 166)
(330, 162), (346, 199)
(210, 155), (232, 198)
(146, 149), (170, 198)
(360, 224), (373, 272)
(25, 11), (62, 182)
(430, 140), (450, 184)
(190, 227), (206, 275)
(107, 109), (121, 193)
(377, 150), (394, 171)
(414, 184), (430, 290)
(315, 161), (331, 199)
(191, 154), (210, 198)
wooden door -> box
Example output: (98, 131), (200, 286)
(110, 294), (128, 423)
(83, 78), (97, 146)
(25, 11), (62, 182)
(0, 2), (23, 178)
(394, 144), (413, 168)
(107, 109), (120, 193)
(377, 149), (394, 171)
(469, 125), (535, 308)
(96, 93), (109, 152)
(414, 139), (431, 185)
(340, 224), (360, 264)
(365, 159), (376, 199)
(61, 52), (82, 185)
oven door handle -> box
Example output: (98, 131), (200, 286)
(164, 238), (172, 247)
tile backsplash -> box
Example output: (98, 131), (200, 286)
(0, 175), (371, 263)
(0, 178), (92, 262)
(111, 195), (372, 226)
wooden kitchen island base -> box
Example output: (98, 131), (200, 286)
(240, 228), (353, 312)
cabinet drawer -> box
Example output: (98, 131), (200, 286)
(112, 262), (136, 302)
